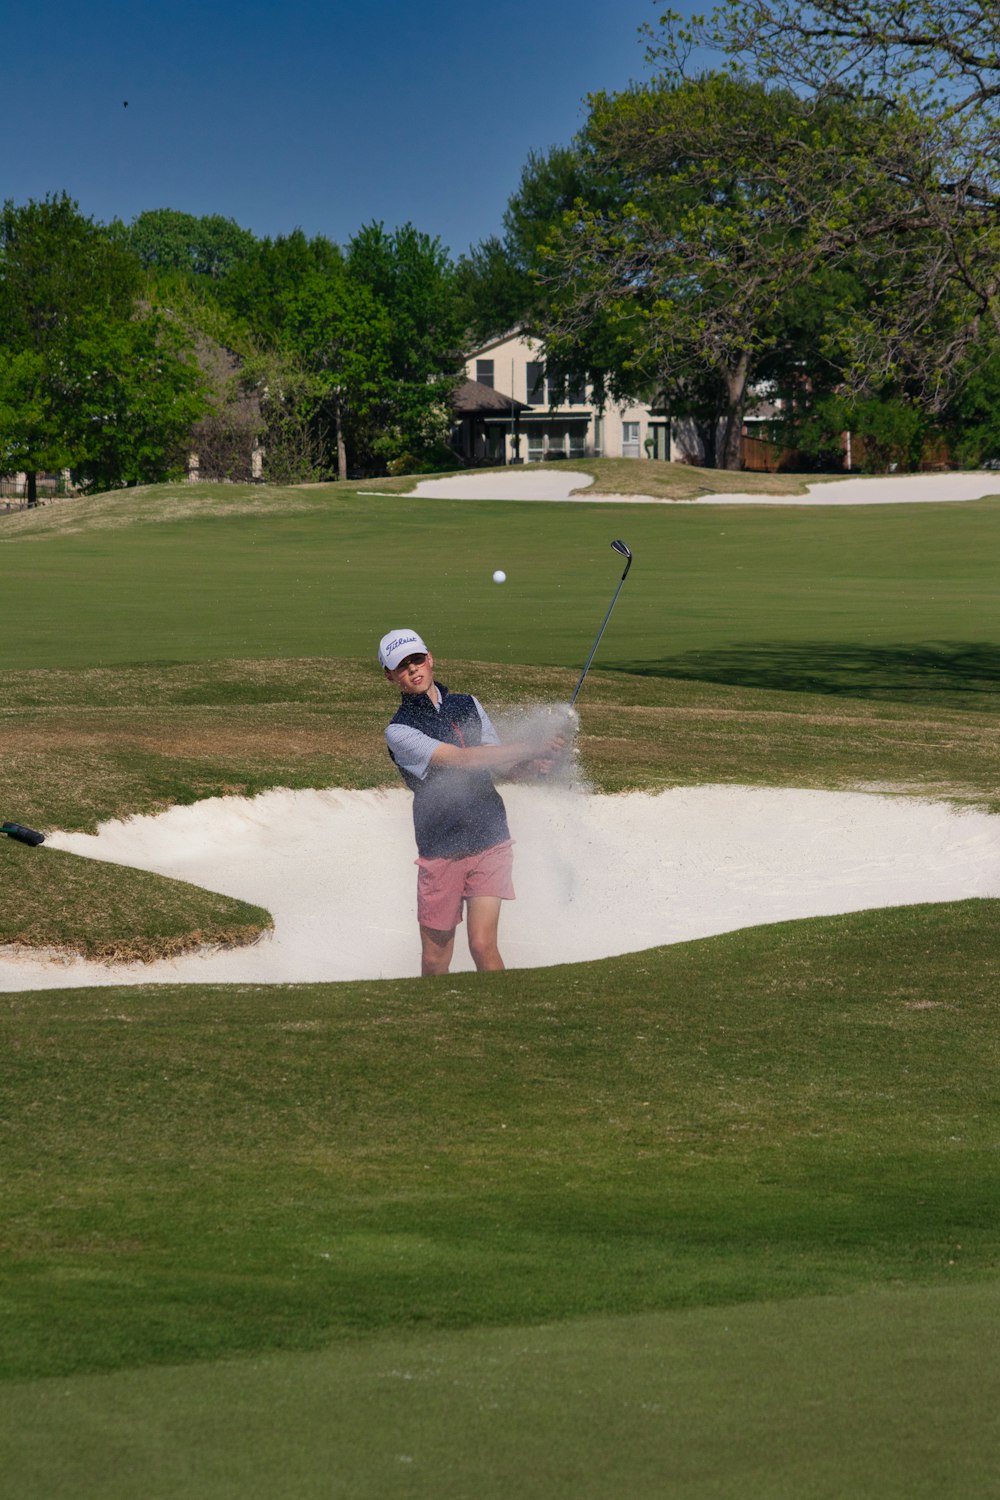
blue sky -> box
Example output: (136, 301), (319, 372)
(4, 0), (686, 257)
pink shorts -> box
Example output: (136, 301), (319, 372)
(416, 839), (515, 931)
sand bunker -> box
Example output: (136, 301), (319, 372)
(409, 470), (1000, 505)
(2, 784), (999, 991)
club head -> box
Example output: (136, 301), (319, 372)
(611, 539), (632, 576)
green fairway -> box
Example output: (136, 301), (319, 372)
(2, 477), (1000, 1495)
(4, 484), (1000, 702)
(5, 1283), (999, 1500)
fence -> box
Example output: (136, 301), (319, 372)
(740, 434), (806, 472)
(0, 473), (75, 504)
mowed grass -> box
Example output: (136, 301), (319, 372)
(4, 899), (1000, 1384)
(6, 1284), (1000, 1500)
(3, 477), (1000, 1496)
(3, 478), (1000, 681)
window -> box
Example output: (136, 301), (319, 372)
(568, 427), (586, 457)
(526, 362), (545, 402)
(593, 415), (603, 456)
(476, 360), (494, 388)
(546, 373), (566, 405)
(622, 421), (641, 458)
(567, 375), (586, 404)
(527, 430), (545, 462)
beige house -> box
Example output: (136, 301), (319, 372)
(455, 331), (679, 466)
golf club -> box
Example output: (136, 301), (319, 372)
(2, 821), (45, 847)
(570, 539), (633, 707)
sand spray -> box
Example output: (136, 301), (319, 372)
(490, 699), (600, 923)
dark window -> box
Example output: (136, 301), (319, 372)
(526, 362), (545, 402)
(546, 373), (566, 405)
(567, 375), (586, 404)
(476, 360), (494, 388)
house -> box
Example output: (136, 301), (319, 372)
(455, 331), (678, 465)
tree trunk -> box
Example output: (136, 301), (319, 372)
(695, 421), (718, 468)
(26, 471), (38, 507)
(335, 400), (348, 481)
(719, 352), (751, 470)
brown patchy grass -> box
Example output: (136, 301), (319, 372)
(5, 652), (1000, 962)
(5, 656), (1000, 835)
(0, 837), (270, 962)
(567, 457), (829, 500)
(0, 481), (343, 539)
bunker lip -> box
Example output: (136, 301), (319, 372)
(2, 783), (999, 990)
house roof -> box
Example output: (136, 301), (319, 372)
(452, 379), (530, 416)
(467, 329), (532, 358)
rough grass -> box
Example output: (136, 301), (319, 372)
(0, 481), (328, 538)
(0, 455), (934, 543)
(3, 657), (1000, 833)
(558, 455), (837, 499)
(4, 651), (1000, 957)
(368, 457), (837, 501)
(0, 835), (270, 961)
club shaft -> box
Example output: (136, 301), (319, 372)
(570, 574), (629, 706)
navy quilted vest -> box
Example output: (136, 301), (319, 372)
(388, 684), (511, 858)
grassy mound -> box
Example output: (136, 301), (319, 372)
(0, 835), (270, 961)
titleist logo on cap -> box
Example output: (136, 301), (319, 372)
(379, 628), (429, 670)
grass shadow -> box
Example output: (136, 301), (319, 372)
(611, 640), (1000, 711)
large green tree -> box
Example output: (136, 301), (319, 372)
(346, 223), (463, 471)
(526, 74), (902, 467)
(654, 2), (1000, 409)
(0, 194), (205, 498)
(111, 208), (259, 280)
(214, 223), (462, 478)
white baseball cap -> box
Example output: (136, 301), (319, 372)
(378, 628), (429, 670)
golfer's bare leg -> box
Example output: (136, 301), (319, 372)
(466, 896), (505, 972)
(420, 925), (456, 977)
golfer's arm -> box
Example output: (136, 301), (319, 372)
(429, 741), (534, 772)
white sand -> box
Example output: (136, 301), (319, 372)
(409, 470), (1000, 505)
(2, 784), (999, 991)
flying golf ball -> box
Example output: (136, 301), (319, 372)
(492, 569), (507, 584)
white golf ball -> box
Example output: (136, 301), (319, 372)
(492, 569), (507, 584)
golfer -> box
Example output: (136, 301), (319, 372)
(380, 628), (565, 976)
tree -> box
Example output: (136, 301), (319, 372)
(454, 236), (534, 346)
(664, 0), (1000, 126)
(219, 223), (465, 478)
(69, 316), (208, 491)
(280, 261), (394, 479)
(346, 223), (463, 470)
(111, 208), (259, 280)
(653, 2), (1000, 408)
(456, 146), (618, 349)
(527, 74), (899, 467)
(0, 193), (205, 497)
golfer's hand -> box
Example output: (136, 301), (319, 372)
(529, 734), (568, 776)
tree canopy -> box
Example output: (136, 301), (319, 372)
(514, 73), (909, 466)
(652, 1), (1000, 410)
(0, 194), (205, 497)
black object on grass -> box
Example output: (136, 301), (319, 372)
(1, 822), (45, 846)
